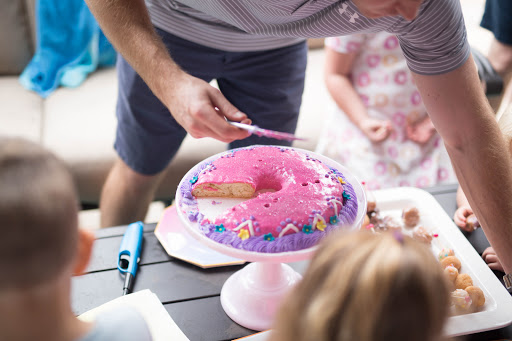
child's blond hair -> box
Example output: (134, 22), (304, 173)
(270, 230), (450, 341)
(0, 137), (79, 289)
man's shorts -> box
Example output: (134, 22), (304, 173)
(481, 0), (512, 45)
(115, 28), (307, 175)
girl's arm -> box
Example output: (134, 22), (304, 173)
(324, 47), (391, 142)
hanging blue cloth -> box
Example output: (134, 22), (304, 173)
(19, 0), (116, 98)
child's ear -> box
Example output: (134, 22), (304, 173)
(73, 228), (95, 276)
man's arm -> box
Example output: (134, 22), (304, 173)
(85, 0), (250, 142)
(413, 55), (512, 273)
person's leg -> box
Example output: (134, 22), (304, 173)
(100, 158), (166, 227)
(481, 0), (512, 112)
(101, 30), (223, 227)
(217, 41), (308, 148)
(101, 53), (187, 227)
(487, 39), (512, 77)
(481, 0), (512, 75)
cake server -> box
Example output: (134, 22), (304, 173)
(228, 121), (306, 141)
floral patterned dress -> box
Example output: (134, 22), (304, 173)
(316, 32), (456, 190)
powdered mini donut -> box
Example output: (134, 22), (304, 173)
(451, 289), (472, 309)
(181, 146), (359, 253)
(444, 265), (459, 283)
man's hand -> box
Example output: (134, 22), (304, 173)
(359, 118), (392, 143)
(86, 0), (251, 144)
(164, 72), (251, 142)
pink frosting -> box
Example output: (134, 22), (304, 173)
(192, 147), (345, 238)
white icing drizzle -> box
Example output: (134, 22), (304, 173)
(233, 220), (255, 236)
(329, 199), (343, 216)
(312, 214), (326, 230)
(279, 223), (299, 238)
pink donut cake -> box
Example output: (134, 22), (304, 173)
(178, 146), (359, 253)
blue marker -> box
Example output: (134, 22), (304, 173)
(118, 221), (144, 295)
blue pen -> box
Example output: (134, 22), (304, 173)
(118, 221), (144, 295)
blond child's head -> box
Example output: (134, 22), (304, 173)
(0, 137), (88, 290)
(271, 230), (450, 341)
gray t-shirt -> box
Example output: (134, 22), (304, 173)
(77, 306), (152, 341)
(146, 0), (469, 75)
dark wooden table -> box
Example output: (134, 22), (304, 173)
(71, 184), (511, 341)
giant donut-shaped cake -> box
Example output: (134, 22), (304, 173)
(178, 146), (359, 253)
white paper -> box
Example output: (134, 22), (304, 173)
(78, 289), (189, 341)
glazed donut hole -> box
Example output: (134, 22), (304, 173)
(466, 286), (485, 307)
(454, 273), (473, 290)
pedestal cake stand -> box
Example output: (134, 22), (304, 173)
(175, 147), (367, 331)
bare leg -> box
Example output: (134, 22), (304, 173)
(100, 158), (165, 228)
(497, 81), (512, 120)
(488, 39), (512, 118)
(487, 39), (512, 76)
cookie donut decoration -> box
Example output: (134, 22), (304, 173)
(178, 146), (360, 253)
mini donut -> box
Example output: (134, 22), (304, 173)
(454, 273), (473, 290)
(451, 289), (472, 309)
(465, 214), (480, 231)
(466, 286), (485, 307)
(438, 248), (455, 261)
(402, 207), (420, 228)
(444, 265), (459, 283)
(382, 215), (402, 232)
(440, 256), (461, 271)
(412, 225), (433, 244)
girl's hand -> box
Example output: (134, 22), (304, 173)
(482, 247), (505, 272)
(406, 115), (436, 144)
(453, 205), (475, 232)
(360, 118), (392, 143)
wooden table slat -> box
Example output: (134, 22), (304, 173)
(73, 261), (244, 315)
(165, 296), (256, 341)
(86, 232), (172, 273)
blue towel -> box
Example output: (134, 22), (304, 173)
(19, 0), (116, 98)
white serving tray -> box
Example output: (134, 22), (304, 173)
(235, 187), (512, 340)
(373, 187), (512, 337)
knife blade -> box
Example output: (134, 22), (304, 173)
(228, 121), (306, 141)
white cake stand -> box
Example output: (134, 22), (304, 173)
(175, 146), (367, 331)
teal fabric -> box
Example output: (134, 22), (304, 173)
(19, 0), (116, 98)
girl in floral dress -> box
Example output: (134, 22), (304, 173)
(316, 32), (456, 190)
